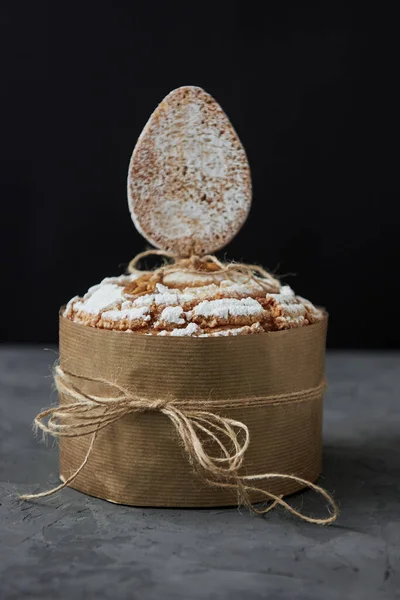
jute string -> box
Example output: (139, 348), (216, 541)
(20, 366), (338, 524)
(21, 250), (338, 524)
(126, 249), (282, 294)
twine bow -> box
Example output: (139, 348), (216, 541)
(21, 366), (338, 525)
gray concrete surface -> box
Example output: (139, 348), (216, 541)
(0, 347), (399, 600)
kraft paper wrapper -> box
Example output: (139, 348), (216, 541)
(59, 314), (327, 507)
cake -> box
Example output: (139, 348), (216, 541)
(63, 264), (323, 336)
(23, 85), (336, 524)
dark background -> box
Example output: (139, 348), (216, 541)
(1, 2), (399, 347)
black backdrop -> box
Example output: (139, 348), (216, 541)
(1, 2), (399, 347)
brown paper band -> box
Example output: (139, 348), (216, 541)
(21, 314), (338, 524)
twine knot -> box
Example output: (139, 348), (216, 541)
(145, 397), (172, 411)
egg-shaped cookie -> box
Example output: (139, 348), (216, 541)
(127, 86), (252, 256)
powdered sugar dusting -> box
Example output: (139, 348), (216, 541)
(158, 323), (200, 337)
(163, 271), (225, 288)
(75, 284), (124, 315)
(156, 306), (185, 325)
(269, 285), (296, 303)
(199, 323), (263, 337)
(193, 297), (263, 319)
(64, 268), (323, 334)
(132, 294), (155, 307)
(102, 306), (150, 322)
(64, 296), (79, 317)
(87, 273), (140, 296)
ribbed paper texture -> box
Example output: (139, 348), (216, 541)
(59, 315), (327, 507)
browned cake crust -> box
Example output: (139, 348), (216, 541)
(64, 270), (324, 336)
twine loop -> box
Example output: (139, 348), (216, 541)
(21, 365), (338, 525)
(126, 249), (281, 294)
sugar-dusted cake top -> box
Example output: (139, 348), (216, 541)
(63, 267), (323, 336)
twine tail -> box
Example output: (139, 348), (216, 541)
(240, 473), (339, 525)
(163, 407), (338, 525)
(244, 478), (338, 525)
(203, 473), (338, 525)
(20, 432), (97, 501)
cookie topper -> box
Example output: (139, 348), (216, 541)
(127, 86), (252, 257)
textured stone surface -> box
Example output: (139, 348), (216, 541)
(0, 347), (399, 600)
